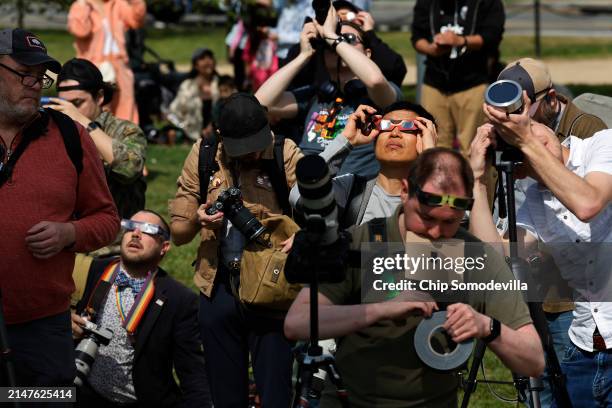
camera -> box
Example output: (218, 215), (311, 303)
(206, 187), (270, 247)
(285, 155), (351, 284)
(484, 80), (525, 161)
(74, 320), (113, 387)
(40, 96), (60, 105)
(312, 0), (330, 25)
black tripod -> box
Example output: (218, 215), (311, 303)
(288, 217), (351, 408)
(461, 157), (571, 408)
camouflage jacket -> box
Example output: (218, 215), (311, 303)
(89, 111), (147, 257)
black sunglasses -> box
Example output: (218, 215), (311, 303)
(340, 33), (362, 46)
(414, 185), (474, 211)
(0, 62), (54, 89)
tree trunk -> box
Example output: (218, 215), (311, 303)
(16, 0), (25, 28)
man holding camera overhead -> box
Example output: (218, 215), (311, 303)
(256, 3), (402, 180)
(169, 93), (303, 407)
(284, 147), (544, 407)
(72, 210), (211, 407)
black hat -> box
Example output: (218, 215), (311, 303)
(0, 28), (61, 73)
(57, 58), (114, 106)
(333, 0), (362, 13)
(218, 93), (272, 158)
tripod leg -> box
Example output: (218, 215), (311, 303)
(324, 361), (350, 408)
(461, 340), (486, 408)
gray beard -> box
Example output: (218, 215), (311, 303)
(0, 97), (38, 126)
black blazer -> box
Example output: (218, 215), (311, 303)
(76, 257), (211, 407)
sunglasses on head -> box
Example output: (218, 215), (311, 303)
(121, 219), (170, 240)
(414, 185), (474, 211)
(377, 119), (418, 133)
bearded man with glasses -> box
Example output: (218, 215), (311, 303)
(0, 28), (119, 389)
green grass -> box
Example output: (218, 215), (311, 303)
(35, 27), (612, 68)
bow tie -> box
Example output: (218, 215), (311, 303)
(114, 269), (147, 294)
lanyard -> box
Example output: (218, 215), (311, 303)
(86, 260), (157, 336)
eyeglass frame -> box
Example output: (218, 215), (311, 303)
(120, 219), (171, 241)
(377, 119), (419, 133)
(0, 62), (54, 89)
(413, 184), (474, 211)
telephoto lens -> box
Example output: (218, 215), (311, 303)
(74, 320), (113, 387)
(295, 155), (339, 245)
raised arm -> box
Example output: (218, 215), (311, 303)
(255, 22), (317, 118)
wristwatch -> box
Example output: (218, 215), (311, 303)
(86, 121), (101, 132)
(483, 317), (501, 343)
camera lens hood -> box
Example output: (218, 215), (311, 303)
(485, 80), (523, 114)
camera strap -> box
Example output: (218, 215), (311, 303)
(198, 132), (219, 205)
(85, 259), (120, 319)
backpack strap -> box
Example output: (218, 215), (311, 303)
(355, 178), (377, 226)
(47, 108), (83, 175)
(368, 217), (387, 243)
(262, 136), (290, 215)
(0, 111), (49, 188)
(198, 132), (219, 205)
(340, 174), (366, 228)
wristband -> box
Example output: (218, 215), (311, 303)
(327, 36), (345, 51)
(483, 317), (501, 343)
(87, 121), (101, 132)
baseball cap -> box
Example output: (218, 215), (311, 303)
(498, 58), (553, 103)
(0, 28), (61, 73)
(57, 58), (114, 105)
(218, 93), (272, 158)
(333, 0), (362, 13)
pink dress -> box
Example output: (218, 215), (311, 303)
(68, 0), (146, 124)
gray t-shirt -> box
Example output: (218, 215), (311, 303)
(362, 183), (401, 224)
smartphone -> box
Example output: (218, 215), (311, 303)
(40, 96), (60, 105)
(361, 114), (381, 136)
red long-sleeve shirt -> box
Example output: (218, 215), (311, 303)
(0, 115), (119, 324)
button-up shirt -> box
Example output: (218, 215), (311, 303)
(517, 131), (612, 352)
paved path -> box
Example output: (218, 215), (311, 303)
(197, 57), (612, 86)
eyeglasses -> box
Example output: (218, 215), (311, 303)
(0, 62), (54, 89)
(340, 33), (362, 46)
(378, 119), (418, 133)
(121, 219), (170, 240)
(414, 185), (474, 211)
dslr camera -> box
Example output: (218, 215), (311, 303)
(206, 187), (269, 247)
(484, 79), (525, 161)
(74, 319), (113, 387)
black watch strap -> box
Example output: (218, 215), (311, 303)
(483, 317), (501, 343)
(330, 36), (345, 50)
(86, 121), (101, 132)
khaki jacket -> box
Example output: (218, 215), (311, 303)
(556, 95), (607, 141)
(169, 137), (303, 296)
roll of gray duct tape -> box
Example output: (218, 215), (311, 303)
(414, 311), (474, 371)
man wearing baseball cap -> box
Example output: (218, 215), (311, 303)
(0, 29), (119, 387)
(169, 93), (303, 406)
(498, 58), (606, 142)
